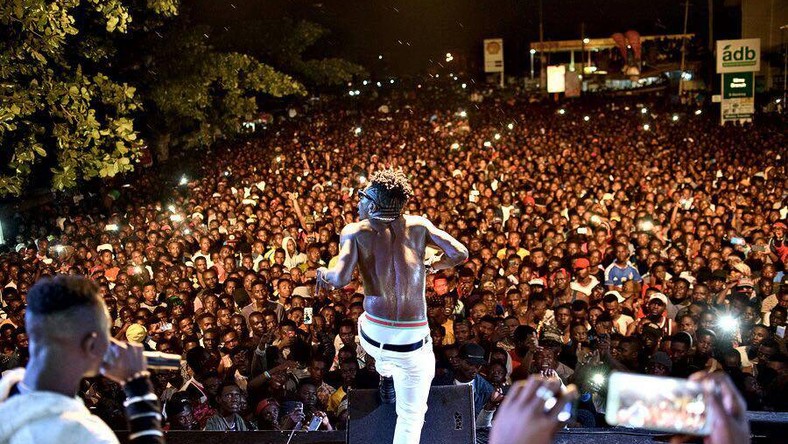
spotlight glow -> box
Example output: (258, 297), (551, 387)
(719, 314), (739, 332)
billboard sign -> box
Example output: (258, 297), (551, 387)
(484, 39), (504, 73)
(721, 72), (754, 124)
(716, 39), (760, 73)
(547, 65), (566, 93)
(565, 71), (581, 97)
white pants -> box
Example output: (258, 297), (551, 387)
(358, 315), (436, 444)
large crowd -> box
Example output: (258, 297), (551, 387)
(0, 85), (785, 434)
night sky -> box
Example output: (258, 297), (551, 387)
(188, 0), (740, 76)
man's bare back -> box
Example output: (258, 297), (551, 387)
(321, 214), (468, 323)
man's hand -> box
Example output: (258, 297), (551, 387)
(259, 329), (276, 347)
(489, 378), (578, 444)
(484, 387), (505, 411)
(100, 338), (147, 384)
(269, 360), (297, 376)
(698, 372), (749, 444)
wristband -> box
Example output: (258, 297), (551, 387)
(264, 371), (272, 379)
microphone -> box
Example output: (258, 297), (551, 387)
(143, 351), (183, 371)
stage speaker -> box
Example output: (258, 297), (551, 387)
(348, 385), (476, 444)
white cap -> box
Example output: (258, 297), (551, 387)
(292, 286), (312, 298)
(604, 290), (625, 303)
(648, 293), (668, 306)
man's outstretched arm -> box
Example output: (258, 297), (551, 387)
(422, 217), (469, 270)
(319, 224), (359, 288)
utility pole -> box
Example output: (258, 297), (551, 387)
(708, 0), (714, 91)
(678, 0), (690, 97)
(581, 22), (585, 72)
(707, 0), (713, 53)
(539, 0), (545, 89)
(782, 25), (787, 108)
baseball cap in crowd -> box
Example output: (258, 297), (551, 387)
(773, 221), (787, 230)
(458, 343), (486, 366)
(604, 290), (625, 303)
(255, 398), (279, 416)
(292, 286), (312, 298)
(573, 258), (590, 270)
(649, 352), (673, 372)
(648, 293), (668, 306)
(736, 278), (755, 289)
(679, 271), (696, 286)
(528, 278), (545, 287)
(732, 263), (751, 277)
(126, 324), (147, 343)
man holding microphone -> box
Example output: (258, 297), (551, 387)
(0, 275), (163, 444)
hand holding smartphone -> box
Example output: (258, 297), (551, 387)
(606, 372), (711, 435)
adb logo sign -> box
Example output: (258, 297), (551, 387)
(716, 39), (760, 73)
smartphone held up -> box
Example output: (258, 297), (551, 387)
(103, 342), (183, 372)
(606, 372), (711, 436)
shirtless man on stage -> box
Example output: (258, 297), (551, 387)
(318, 169), (468, 444)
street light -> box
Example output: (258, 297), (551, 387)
(529, 49), (537, 80)
(583, 38), (590, 44)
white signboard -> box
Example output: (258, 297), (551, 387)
(547, 65), (566, 93)
(484, 39), (504, 73)
(722, 98), (754, 123)
(716, 39), (760, 73)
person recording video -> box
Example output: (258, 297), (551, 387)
(0, 276), (163, 444)
(490, 372), (750, 444)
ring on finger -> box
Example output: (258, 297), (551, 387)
(536, 386), (558, 413)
